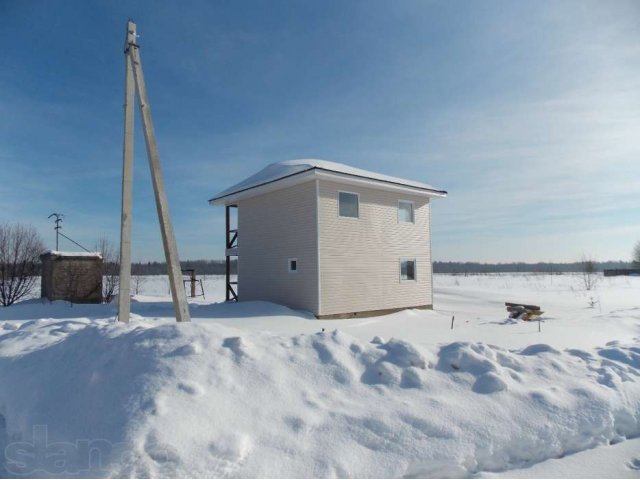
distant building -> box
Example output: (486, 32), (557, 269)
(210, 159), (447, 318)
(40, 251), (103, 304)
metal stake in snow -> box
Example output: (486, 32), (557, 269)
(117, 20), (190, 323)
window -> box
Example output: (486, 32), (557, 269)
(400, 259), (416, 281)
(338, 191), (359, 218)
(288, 258), (298, 273)
(398, 200), (415, 223)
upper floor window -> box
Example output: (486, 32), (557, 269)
(398, 200), (415, 223)
(338, 191), (359, 218)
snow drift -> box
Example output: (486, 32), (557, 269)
(1, 318), (639, 477)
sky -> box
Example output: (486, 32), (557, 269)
(0, 0), (638, 263)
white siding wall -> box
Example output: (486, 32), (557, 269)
(237, 181), (318, 313)
(318, 180), (432, 316)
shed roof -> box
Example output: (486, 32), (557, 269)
(209, 159), (447, 204)
(41, 250), (103, 259)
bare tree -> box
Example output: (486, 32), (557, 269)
(633, 241), (640, 266)
(132, 275), (147, 295)
(580, 254), (599, 291)
(96, 237), (119, 303)
(0, 224), (46, 306)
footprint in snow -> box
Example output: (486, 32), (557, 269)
(207, 434), (252, 476)
(144, 431), (181, 466)
(166, 343), (201, 357)
(177, 382), (204, 396)
(283, 415), (305, 433)
(141, 397), (167, 416)
(223, 337), (249, 358)
(627, 458), (640, 470)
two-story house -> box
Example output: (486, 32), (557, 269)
(209, 159), (447, 318)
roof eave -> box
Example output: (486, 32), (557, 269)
(209, 168), (317, 205)
(313, 169), (447, 197)
(208, 167), (447, 205)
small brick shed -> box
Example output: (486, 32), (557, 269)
(40, 251), (103, 304)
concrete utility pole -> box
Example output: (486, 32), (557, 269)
(117, 20), (191, 323)
(117, 21), (136, 323)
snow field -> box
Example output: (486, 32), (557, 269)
(0, 273), (639, 477)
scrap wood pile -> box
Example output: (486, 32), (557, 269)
(505, 302), (544, 321)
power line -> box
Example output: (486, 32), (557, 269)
(57, 231), (91, 253)
(47, 213), (92, 252)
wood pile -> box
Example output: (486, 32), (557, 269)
(505, 302), (544, 321)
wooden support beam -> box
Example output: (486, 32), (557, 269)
(224, 204), (238, 302)
(225, 255), (231, 301)
(505, 302), (541, 311)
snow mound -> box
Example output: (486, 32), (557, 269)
(0, 320), (639, 477)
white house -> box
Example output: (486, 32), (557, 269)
(209, 159), (446, 318)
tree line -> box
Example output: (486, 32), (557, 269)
(131, 260), (630, 275)
(130, 259), (237, 275)
(2, 221), (640, 306)
(432, 260), (635, 274)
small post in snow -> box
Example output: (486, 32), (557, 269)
(451, 315), (455, 330)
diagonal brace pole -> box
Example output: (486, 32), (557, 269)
(123, 21), (191, 323)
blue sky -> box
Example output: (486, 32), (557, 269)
(1, 0), (638, 262)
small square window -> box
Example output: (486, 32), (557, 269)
(398, 201), (414, 223)
(288, 258), (298, 273)
(400, 259), (416, 281)
(338, 192), (359, 218)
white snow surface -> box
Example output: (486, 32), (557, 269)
(0, 273), (639, 478)
(210, 158), (445, 200)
